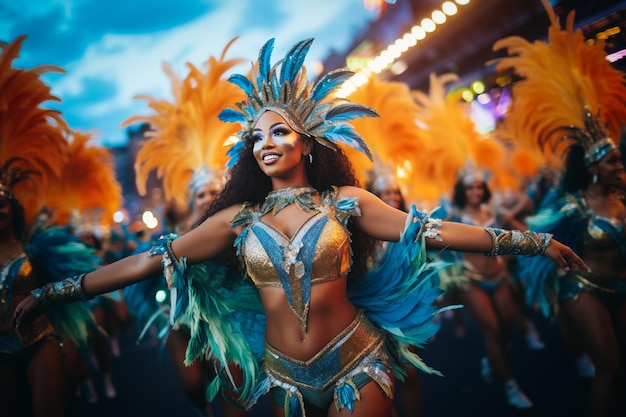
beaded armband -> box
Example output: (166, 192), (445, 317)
(422, 217), (443, 241)
(414, 210), (443, 242)
(31, 273), (89, 308)
(484, 228), (552, 256)
(148, 235), (180, 290)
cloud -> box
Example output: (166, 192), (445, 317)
(3, 0), (377, 146)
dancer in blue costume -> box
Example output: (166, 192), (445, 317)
(447, 169), (546, 409)
(14, 38), (587, 417)
(491, 1), (626, 415)
(1, 36), (101, 417)
(120, 37), (249, 417)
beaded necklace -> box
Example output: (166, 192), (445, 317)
(260, 185), (318, 216)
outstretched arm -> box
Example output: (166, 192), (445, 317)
(342, 186), (588, 272)
(13, 204), (240, 328)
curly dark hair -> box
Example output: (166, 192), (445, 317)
(452, 178), (492, 209)
(561, 144), (592, 193)
(1, 196), (27, 243)
(193, 137), (378, 280)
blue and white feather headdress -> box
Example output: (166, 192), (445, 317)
(218, 38), (378, 166)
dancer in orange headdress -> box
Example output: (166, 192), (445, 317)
(492, 1), (626, 415)
(0, 35), (105, 417)
(121, 37), (249, 417)
(14, 37), (587, 417)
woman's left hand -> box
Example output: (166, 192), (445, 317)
(12, 294), (44, 341)
(543, 239), (589, 272)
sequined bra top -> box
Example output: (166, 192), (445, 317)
(563, 192), (626, 255)
(231, 186), (360, 330)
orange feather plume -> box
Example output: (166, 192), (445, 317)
(123, 37), (247, 207)
(411, 73), (511, 205)
(491, 0), (626, 167)
(44, 130), (123, 229)
(0, 35), (69, 224)
(343, 76), (425, 201)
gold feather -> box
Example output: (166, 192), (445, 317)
(0, 35), (69, 223)
(123, 37), (247, 206)
(411, 73), (510, 205)
(344, 73), (513, 207)
(491, 0), (626, 167)
(45, 130), (123, 229)
(344, 77), (424, 198)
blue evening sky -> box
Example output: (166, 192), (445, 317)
(1, 0), (378, 146)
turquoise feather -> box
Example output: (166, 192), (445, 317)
(25, 224), (99, 348)
(217, 37), (378, 165)
(280, 38), (313, 84)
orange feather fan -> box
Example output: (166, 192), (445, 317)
(411, 73), (510, 205)
(491, 0), (626, 167)
(0, 35), (69, 224)
(346, 73), (514, 207)
(44, 130), (123, 229)
(123, 37), (247, 207)
(343, 76), (425, 203)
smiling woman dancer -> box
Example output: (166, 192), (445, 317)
(13, 38), (588, 417)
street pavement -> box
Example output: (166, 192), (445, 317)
(72, 307), (614, 417)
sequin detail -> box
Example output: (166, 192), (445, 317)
(263, 311), (392, 416)
(234, 187), (357, 330)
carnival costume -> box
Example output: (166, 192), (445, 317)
(31, 38), (553, 417)
(163, 38), (452, 416)
(120, 38), (247, 343)
(0, 36), (103, 361)
(490, 0), (626, 317)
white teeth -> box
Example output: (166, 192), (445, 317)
(263, 154), (279, 162)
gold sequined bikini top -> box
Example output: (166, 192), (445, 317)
(563, 192), (626, 255)
(231, 186), (359, 330)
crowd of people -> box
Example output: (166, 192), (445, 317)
(1, 1), (625, 417)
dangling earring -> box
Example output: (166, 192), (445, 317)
(592, 173), (598, 184)
(308, 154), (313, 164)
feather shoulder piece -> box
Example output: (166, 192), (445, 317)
(0, 35), (69, 223)
(123, 37), (247, 206)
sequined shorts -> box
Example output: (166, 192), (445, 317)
(469, 276), (504, 294)
(463, 265), (505, 294)
(264, 310), (392, 413)
(559, 271), (626, 301)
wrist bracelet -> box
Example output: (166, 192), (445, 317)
(31, 273), (89, 308)
(484, 228), (552, 256)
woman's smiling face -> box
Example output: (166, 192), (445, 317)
(251, 111), (311, 180)
(594, 149), (625, 188)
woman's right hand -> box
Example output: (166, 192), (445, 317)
(12, 295), (44, 341)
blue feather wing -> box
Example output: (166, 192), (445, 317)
(348, 206), (451, 376)
(517, 198), (585, 318)
(24, 224), (100, 347)
(25, 225), (100, 284)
